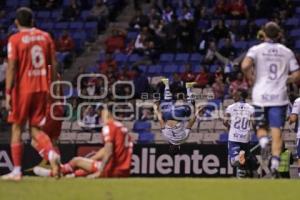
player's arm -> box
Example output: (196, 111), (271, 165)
(89, 147), (106, 160)
(223, 113), (231, 130)
(287, 53), (300, 84)
(5, 39), (17, 111)
(241, 56), (254, 86)
(87, 142), (113, 178)
(154, 102), (165, 128)
(186, 105), (204, 129)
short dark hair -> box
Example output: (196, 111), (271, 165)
(16, 7), (33, 27)
(263, 22), (281, 40)
(239, 89), (248, 100)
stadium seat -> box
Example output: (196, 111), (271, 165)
(175, 53), (189, 64)
(114, 53), (128, 65)
(296, 7), (300, 15)
(133, 120), (151, 133)
(90, 133), (102, 144)
(127, 31), (139, 41)
(250, 133), (258, 144)
(128, 53), (142, 63)
(40, 22), (54, 31)
(138, 65), (148, 73)
(59, 132), (77, 143)
(159, 53), (175, 64)
(189, 53), (202, 64)
(37, 11), (50, 19)
(197, 20), (210, 29)
(255, 18), (268, 27)
(290, 29), (300, 37)
(285, 18), (299, 27)
(234, 41), (247, 50)
(209, 65), (218, 73)
(80, 10), (91, 20)
(162, 64), (178, 74)
(86, 66), (98, 73)
(76, 132), (92, 143)
(295, 40), (300, 50)
(70, 21), (84, 30)
(202, 132), (220, 144)
(55, 22), (69, 30)
(192, 64), (202, 73)
(217, 132), (228, 144)
(138, 132), (155, 144)
(148, 65), (162, 76)
(51, 10), (61, 20)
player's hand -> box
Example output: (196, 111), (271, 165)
(5, 94), (12, 111)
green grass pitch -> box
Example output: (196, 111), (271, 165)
(0, 177), (299, 200)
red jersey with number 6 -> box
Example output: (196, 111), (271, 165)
(102, 120), (133, 175)
(8, 28), (55, 94)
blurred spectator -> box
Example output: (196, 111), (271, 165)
(82, 106), (98, 130)
(105, 28), (127, 53)
(212, 74), (225, 100)
(161, 15), (179, 52)
(133, 67), (150, 98)
(56, 30), (75, 68)
(179, 6), (194, 21)
(133, 40), (159, 67)
(203, 41), (217, 64)
(229, 72), (248, 97)
(99, 53), (117, 74)
(0, 56), (6, 97)
(162, 5), (174, 24)
(228, 0), (249, 19)
(149, 19), (164, 37)
(170, 73), (185, 95)
(133, 27), (152, 54)
(67, 98), (79, 131)
(220, 38), (237, 58)
(62, 0), (80, 21)
(210, 20), (230, 42)
(129, 8), (150, 29)
(214, 0), (228, 17)
(88, 0), (109, 32)
(148, 6), (162, 22)
(244, 20), (259, 40)
(31, 0), (59, 10)
(181, 63), (196, 82)
(57, 30), (75, 52)
(195, 67), (210, 88)
(229, 20), (244, 41)
(177, 20), (194, 52)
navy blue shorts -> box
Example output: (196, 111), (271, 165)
(297, 139), (300, 158)
(253, 105), (287, 129)
(228, 141), (250, 166)
(161, 101), (192, 121)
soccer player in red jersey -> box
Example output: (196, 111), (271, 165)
(34, 104), (133, 178)
(2, 7), (60, 181)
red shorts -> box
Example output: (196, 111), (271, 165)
(43, 103), (63, 140)
(8, 92), (47, 126)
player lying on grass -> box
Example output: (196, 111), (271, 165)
(288, 97), (300, 177)
(2, 7), (60, 181)
(224, 89), (259, 178)
(154, 78), (200, 148)
(34, 104), (133, 178)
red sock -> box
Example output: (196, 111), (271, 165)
(35, 132), (55, 161)
(74, 169), (89, 177)
(11, 142), (23, 167)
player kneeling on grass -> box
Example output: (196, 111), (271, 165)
(154, 78), (199, 151)
(34, 104), (133, 178)
(224, 90), (258, 178)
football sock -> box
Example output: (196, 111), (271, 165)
(35, 132), (55, 161)
(271, 156), (280, 171)
(11, 142), (23, 174)
(61, 163), (74, 175)
(298, 168), (300, 177)
(259, 136), (269, 149)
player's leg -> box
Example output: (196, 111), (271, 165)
(1, 124), (23, 180)
(268, 106), (287, 176)
(61, 157), (100, 176)
(2, 92), (28, 180)
(296, 139), (300, 177)
(228, 141), (246, 177)
(29, 92), (61, 177)
(254, 106), (270, 149)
